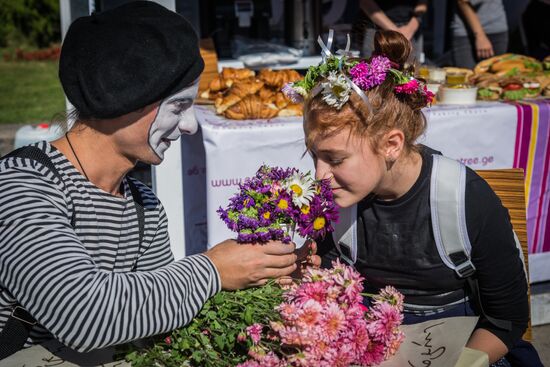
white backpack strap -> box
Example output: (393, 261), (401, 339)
(513, 231), (529, 283)
(430, 155), (476, 278)
(332, 204), (358, 265)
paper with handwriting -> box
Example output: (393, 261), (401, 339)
(379, 316), (479, 367)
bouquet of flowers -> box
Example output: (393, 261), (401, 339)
(237, 260), (405, 367)
(125, 261), (404, 367)
(217, 165), (339, 243)
(124, 165), (404, 366)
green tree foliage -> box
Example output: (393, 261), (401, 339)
(0, 0), (61, 48)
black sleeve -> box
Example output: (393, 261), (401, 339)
(465, 170), (529, 350)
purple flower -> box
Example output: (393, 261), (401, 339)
(349, 56), (391, 91)
(282, 83), (304, 103)
(219, 165), (338, 244)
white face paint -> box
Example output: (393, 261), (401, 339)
(148, 81), (199, 160)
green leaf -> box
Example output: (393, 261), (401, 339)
(244, 307), (253, 324)
(214, 335), (225, 350)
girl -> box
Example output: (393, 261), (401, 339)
(285, 30), (540, 366)
(0, 1), (302, 361)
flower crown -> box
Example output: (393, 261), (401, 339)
(282, 30), (434, 110)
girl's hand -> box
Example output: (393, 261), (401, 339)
(278, 240), (321, 286)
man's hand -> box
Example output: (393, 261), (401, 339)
(397, 18), (420, 41)
(205, 239), (297, 290)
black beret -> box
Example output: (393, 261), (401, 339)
(59, 1), (204, 119)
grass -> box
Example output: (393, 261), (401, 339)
(0, 60), (66, 125)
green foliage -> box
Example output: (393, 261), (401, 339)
(294, 56), (344, 93)
(0, 0), (61, 49)
(124, 281), (284, 367)
(0, 60), (65, 124)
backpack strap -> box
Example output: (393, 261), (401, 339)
(2, 146), (76, 227)
(430, 154), (476, 278)
(127, 178), (145, 271)
(431, 154), (512, 331)
(332, 204), (358, 265)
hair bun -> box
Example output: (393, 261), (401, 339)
(373, 30), (411, 69)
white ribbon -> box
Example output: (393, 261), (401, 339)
(317, 29), (334, 62)
(336, 34), (352, 58)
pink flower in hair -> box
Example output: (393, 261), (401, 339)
(424, 85), (435, 104)
(394, 79), (420, 94)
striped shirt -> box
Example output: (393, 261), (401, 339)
(0, 141), (220, 352)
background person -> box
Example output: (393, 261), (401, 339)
(451, 0), (509, 68)
(352, 0), (427, 61)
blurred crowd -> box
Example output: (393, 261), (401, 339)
(350, 0), (550, 67)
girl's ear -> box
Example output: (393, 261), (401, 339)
(383, 129), (405, 162)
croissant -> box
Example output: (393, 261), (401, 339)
(223, 95), (279, 120)
(258, 69), (302, 89)
(277, 103), (303, 117)
(274, 92), (290, 109)
(258, 87), (276, 102)
(209, 75), (233, 92)
(221, 67), (255, 80)
(200, 89), (226, 100)
(214, 79), (265, 113)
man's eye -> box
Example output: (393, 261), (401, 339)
(172, 100), (192, 114)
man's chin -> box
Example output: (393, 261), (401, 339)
(141, 150), (164, 165)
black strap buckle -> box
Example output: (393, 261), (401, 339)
(11, 306), (37, 326)
(455, 261), (476, 278)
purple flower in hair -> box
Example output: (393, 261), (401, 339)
(282, 83), (305, 103)
(349, 56), (391, 90)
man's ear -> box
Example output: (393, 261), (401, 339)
(383, 129), (405, 162)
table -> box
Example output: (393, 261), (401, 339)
(0, 345), (486, 367)
(154, 99), (550, 282)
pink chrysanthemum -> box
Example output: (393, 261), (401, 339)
(246, 323), (263, 345)
(375, 285), (405, 311)
(359, 342), (386, 366)
(322, 302), (347, 341)
(368, 302), (403, 341)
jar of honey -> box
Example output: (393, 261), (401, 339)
(446, 72), (467, 85)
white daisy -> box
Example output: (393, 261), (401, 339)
(284, 172), (316, 207)
(321, 71), (351, 109)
